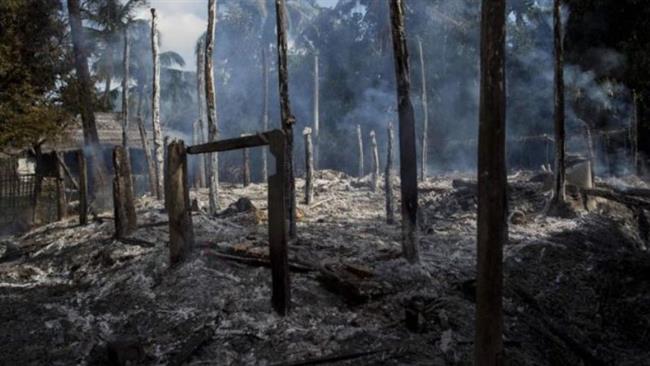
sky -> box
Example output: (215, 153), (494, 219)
(135, 0), (338, 70)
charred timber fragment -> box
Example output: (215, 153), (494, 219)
(476, 0), (507, 364)
(389, 0), (420, 263)
(357, 124), (364, 178)
(275, 0), (297, 240)
(549, 0), (567, 212)
(370, 130), (379, 191)
(113, 146), (137, 239)
(304, 127), (314, 205)
(166, 140), (194, 266)
(78, 151), (88, 225)
(205, 0), (220, 215)
(386, 122), (395, 224)
(418, 38), (429, 182)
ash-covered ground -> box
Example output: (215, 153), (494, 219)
(0, 170), (649, 365)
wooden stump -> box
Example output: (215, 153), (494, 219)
(303, 127), (314, 205)
(166, 140), (194, 265)
(78, 150), (88, 225)
(113, 146), (137, 238)
(370, 130), (379, 192)
(267, 130), (290, 315)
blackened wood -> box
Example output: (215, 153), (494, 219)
(370, 130), (379, 191)
(205, 0), (221, 215)
(304, 128), (314, 205)
(56, 152), (67, 220)
(313, 54), (320, 170)
(418, 38), (429, 182)
(113, 146), (137, 238)
(261, 46), (269, 180)
(275, 0), (297, 239)
(166, 140), (194, 265)
(551, 0), (566, 205)
(476, 0), (507, 364)
(241, 134), (251, 187)
(151, 8), (164, 200)
(121, 26), (130, 161)
(389, 0), (419, 263)
(55, 152), (79, 190)
(357, 124), (364, 177)
(267, 129), (290, 315)
(78, 150), (88, 225)
(187, 134), (270, 154)
(385, 122), (395, 224)
(195, 36), (207, 188)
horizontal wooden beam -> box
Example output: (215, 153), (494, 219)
(186, 131), (273, 155)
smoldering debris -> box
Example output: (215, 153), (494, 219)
(0, 170), (648, 365)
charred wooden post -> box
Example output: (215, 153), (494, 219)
(151, 8), (164, 200)
(370, 130), (379, 191)
(78, 150), (88, 225)
(476, 0), (507, 364)
(205, 0), (221, 214)
(113, 146), (137, 238)
(313, 54), (320, 170)
(241, 134), (251, 187)
(304, 127), (314, 205)
(260, 47), (270, 180)
(166, 140), (194, 265)
(550, 0), (567, 210)
(195, 36), (207, 189)
(418, 38), (429, 182)
(136, 117), (157, 195)
(267, 130), (291, 315)
(121, 26), (130, 162)
(389, 0), (420, 263)
(386, 122), (395, 224)
(56, 152), (67, 220)
(357, 124), (364, 177)
(275, 0), (297, 239)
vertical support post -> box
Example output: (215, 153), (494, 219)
(56, 152), (67, 220)
(370, 130), (379, 191)
(303, 127), (313, 205)
(313, 54), (320, 170)
(167, 140), (194, 265)
(357, 124), (364, 178)
(78, 150), (88, 225)
(241, 134), (251, 187)
(113, 146), (137, 239)
(151, 8), (164, 200)
(385, 122), (395, 224)
(267, 130), (290, 315)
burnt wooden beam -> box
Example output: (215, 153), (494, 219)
(166, 140), (194, 265)
(187, 133), (269, 155)
(113, 146), (137, 239)
(78, 150), (88, 226)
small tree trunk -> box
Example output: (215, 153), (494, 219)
(196, 36), (207, 188)
(56, 152), (67, 221)
(582, 122), (596, 186)
(385, 122), (395, 224)
(121, 26), (130, 161)
(261, 46), (269, 180)
(357, 124), (364, 177)
(476, 0), (507, 364)
(370, 130), (379, 191)
(275, 0), (297, 239)
(313, 54), (320, 170)
(241, 134), (251, 187)
(151, 9), (164, 200)
(304, 127), (313, 204)
(389, 0), (419, 263)
(113, 146), (137, 239)
(205, 0), (220, 214)
(166, 140), (194, 265)
(418, 38), (429, 182)
(551, 0), (566, 206)
(136, 116), (156, 195)
(78, 150), (88, 225)
(31, 145), (44, 225)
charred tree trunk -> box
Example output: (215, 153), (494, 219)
(631, 90), (638, 171)
(582, 121), (596, 186)
(476, 0), (507, 364)
(113, 146), (137, 239)
(166, 140), (194, 265)
(206, 0), (221, 215)
(357, 124), (364, 177)
(67, 0), (99, 145)
(304, 127), (314, 205)
(275, 0), (297, 239)
(636, 90), (650, 177)
(31, 145), (43, 225)
(78, 150), (88, 225)
(196, 37), (207, 188)
(550, 0), (567, 208)
(389, 0), (419, 263)
(242, 134), (251, 187)
(313, 54), (320, 170)
(261, 46), (269, 180)
(151, 9), (164, 200)
(56, 152), (67, 221)
(121, 27), (130, 161)
(386, 122), (395, 224)
(136, 116), (156, 195)
(370, 130), (379, 191)
(418, 38), (429, 182)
